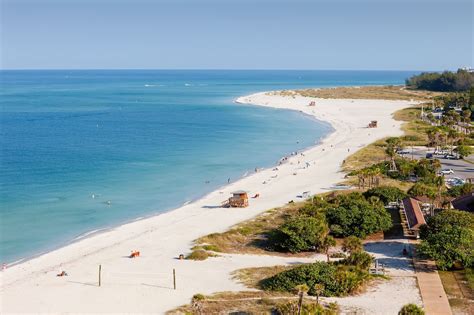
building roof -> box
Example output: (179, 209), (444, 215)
(402, 197), (427, 231)
(231, 190), (247, 195)
(451, 192), (474, 211)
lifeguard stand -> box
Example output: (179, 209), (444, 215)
(223, 190), (249, 208)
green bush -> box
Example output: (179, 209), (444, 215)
(408, 183), (436, 198)
(419, 210), (474, 269)
(447, 183), (474, 197)
(342, 236), (363, 254)
(261, 261), (369, 297)
(201, 244), (221, 252)
(363, 186), (407, 205)
(457, 145), (473, 158)
(398, 303), (425, 315)
(271, 214), (328, 253)
(325, 193), (392, 238)
(339, 251), (374, 270)
(275, 301), (337, 315)
(185, 250), (216, 261)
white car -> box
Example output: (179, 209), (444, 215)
(440, 169), (454, 175)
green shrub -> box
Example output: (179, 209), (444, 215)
(363, 186), (407, 205)
(408, 183), (436, 198)
(398, 303), (425, 315)
(457, 145), (473, 158)
(330, 252), (346, 258)
(202, 244), (221, 252)
(275, 301), (336, 315)
(192, 293), (206, 301)
(419, 210), (474, 269)
(185, 250), (216, 261)
(342, 236), (363, 254)
(447, 183), (474, 197)
(402, 135), (421, 142)
(271, 214), (328, 253)
(261, 261), (369, 297)
(325, 193), (392, 238)
(339, 251), (374, 270)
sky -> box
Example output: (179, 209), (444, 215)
(0, 0), (472, 70)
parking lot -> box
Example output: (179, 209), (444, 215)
(399, 146), (474, 183)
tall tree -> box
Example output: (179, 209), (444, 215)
(321, 235), (336, 262)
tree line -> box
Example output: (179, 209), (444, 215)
(406, 69), (474, 92)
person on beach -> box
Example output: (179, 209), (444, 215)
(227, 178), (230, 183)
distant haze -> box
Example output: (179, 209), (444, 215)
(1, 0), (472, 71)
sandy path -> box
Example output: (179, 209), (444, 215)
(1, 92), (417, 313)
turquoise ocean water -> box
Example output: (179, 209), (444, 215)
(0, 70), (417, 263)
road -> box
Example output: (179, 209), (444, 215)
(399, 146), (474, 182)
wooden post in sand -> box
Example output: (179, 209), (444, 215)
(173, 268), (176, 290)
(98, 264), (102, 287)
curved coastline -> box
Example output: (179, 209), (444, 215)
(1, 89), (415, 314)
(2, 101), (334, 269)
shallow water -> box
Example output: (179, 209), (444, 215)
(0, 70), (417, 263)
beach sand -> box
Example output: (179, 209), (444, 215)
(0, 92), (420, 314)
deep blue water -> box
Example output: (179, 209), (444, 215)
(0, 70), (418, 263)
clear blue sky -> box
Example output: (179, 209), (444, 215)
(1, 0), (472, 70)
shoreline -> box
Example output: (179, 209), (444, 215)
(1, 90), (416, 313)
(2, 108), (332, 269)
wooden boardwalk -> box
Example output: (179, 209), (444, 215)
(410, 241), (452, 315)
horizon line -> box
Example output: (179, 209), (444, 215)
(0, 68), (451, 72)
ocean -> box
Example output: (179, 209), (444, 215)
(0, 70), (417, 263)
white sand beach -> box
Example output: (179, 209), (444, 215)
(0, 92), (420, 314)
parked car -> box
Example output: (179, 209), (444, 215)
(425, 153), (433, 159)
(440, 169), (454, 175)
(444, 154), (459, 160)
(446, 177), (465, 187)
(397, 149), (410, 155)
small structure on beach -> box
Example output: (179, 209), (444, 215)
(368, 120), (378, 128)
(401, 197), (426, 238)
(223, 190), (249, 208)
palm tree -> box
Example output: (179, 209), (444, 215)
(427, 189), (437, 217)
(447, 129), (460, 154)
(371, 167), (382, 187)
(426, 128), (437, 148)
(342, 236), (363, 254)
(434, 176), (445, 209)
(431, 159), (442, 174)
(385, 138), (401, 171)
(321, 235), (336, 263)
(313, 283), (325, 306)
(399, 162), (412, 179)
(294, 284), (309, 315)
(357, 169), (368, 189)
